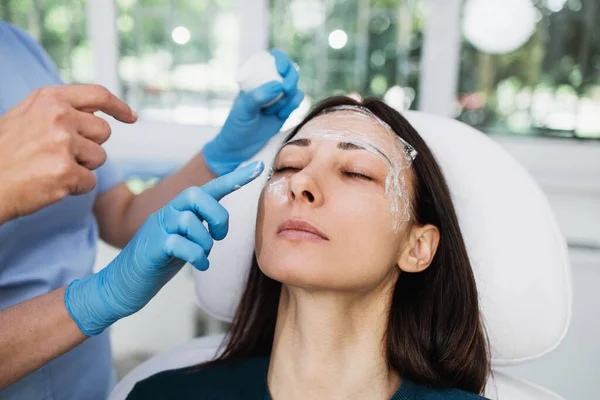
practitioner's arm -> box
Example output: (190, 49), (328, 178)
(0, 287), (86, 389)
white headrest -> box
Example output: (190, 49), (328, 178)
(194, 111), (572, 366)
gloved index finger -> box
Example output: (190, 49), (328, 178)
(201, 161), (265, 201)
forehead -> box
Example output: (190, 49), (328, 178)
(298, 111), (392, 140)
(290, 110), (408, 164)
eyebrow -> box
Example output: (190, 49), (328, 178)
(337, 142), (363, 151)
(284, 138), (311, 147)
(284, 138), (363, 151)
(282, 137), (394, 166)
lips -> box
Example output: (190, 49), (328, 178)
(277, 218), (329, 240)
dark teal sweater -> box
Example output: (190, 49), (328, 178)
(127, 356), (487, 400)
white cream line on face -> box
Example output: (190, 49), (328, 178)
(287, 133), (395, 171)
(323, 105), (418, 163)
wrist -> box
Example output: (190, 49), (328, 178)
(202, 109), (264, 176)
(64, 272), (117, 337)
(202, 138), (244, 176)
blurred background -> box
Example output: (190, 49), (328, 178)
(1, 0), (599, 398)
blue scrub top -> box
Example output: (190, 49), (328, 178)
(0, 21), (123, 400)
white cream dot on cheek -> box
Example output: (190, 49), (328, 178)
(265, 176), (290, 204)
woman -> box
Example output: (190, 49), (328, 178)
(127, 96), (490, 399)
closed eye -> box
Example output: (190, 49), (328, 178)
(273, 165), (302, 173)
(342, 171), (374, 181)
(274, 166), (374, 181)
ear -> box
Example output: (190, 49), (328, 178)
(397, 224), (440, 273)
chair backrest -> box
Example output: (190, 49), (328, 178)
(193, 110), (572, 366)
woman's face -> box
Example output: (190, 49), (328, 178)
(255, 111), (415, 291)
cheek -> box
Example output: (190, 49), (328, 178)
(334, 186), (396, 234)
(264, 176), (290, 205)
(255, 186), (287, 261)
(327, 189), (403, 278)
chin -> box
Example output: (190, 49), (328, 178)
(258, 252), (334, 288)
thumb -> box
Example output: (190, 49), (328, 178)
(244, 81), (284, 109)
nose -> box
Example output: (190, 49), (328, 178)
(287, 168), (323, 206)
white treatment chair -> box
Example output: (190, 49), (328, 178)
(110, 112), (571, 400)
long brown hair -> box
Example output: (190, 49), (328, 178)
(210, 96), (490, 394)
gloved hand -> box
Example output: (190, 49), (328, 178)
(65, 161), (265, 336)
(202, 49), (304, 176)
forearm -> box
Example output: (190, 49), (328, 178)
(97, 152), (218, 248)
(0, 287), (87, 389)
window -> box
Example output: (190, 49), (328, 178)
(457, 0), (600, 139)
(116, 0), (239, 126)
(269, 0), (426, 112)
(0, 0), (93, 83)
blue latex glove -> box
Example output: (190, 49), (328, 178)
(202, 49), (304, 176)
(65, 161), (265, 336)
